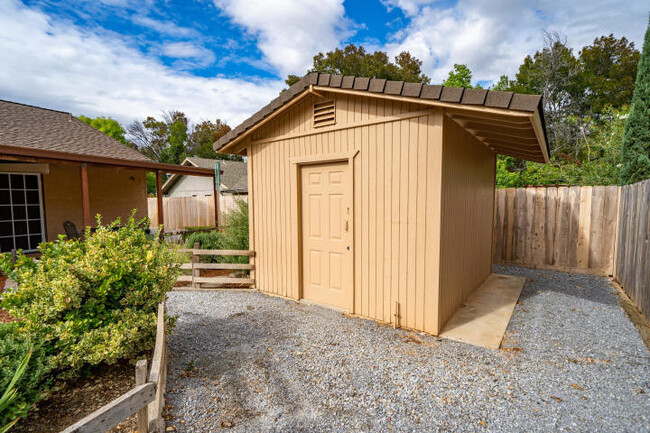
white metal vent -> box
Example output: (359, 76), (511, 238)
(313, 100), (336, 128)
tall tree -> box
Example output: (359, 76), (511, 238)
(579, 34), (640, 113)
(620, 19), (650, 184)
(285, 44), (430, 87)
(442, 64), (482, 88)
(127, 111), (188, 165)
(186, 119), (242, 161)
(78, 115), (128, 145)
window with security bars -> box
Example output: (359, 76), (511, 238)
(0, 173), (45, 253)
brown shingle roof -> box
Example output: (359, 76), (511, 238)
(162, 157), (247, 194)
(0, 99), (152, 162)
(214, 72), (545, 152)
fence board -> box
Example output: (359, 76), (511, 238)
(615, 179), (650, 318)
(148, 195), (247, 232)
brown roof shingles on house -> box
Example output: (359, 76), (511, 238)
(0, 99), (152, 162)
(214, 72), (545, 152)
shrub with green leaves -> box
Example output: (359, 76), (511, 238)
(0, 215), (181, 379)
(0, 323), (50, 427)
(184, 199), (249, 264)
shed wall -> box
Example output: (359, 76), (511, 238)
(246, 92), (444, 334)
(438, 116), (497, 329)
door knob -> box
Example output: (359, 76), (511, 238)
(345, 220), (349, 231)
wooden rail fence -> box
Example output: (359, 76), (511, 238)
(493, 180), (650, 319)
(176, 245), (255, 289)
(61, 301), (168, 433)
(148, 195), (247, 232)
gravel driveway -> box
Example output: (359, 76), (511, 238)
(165, 265), (649, 432)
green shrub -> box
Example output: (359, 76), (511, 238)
(0, 323), (50, 426)
(184, 199), (249, 265)
(0, 215), (181, 379)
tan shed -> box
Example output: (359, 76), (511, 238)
(214, 73), (548, 335)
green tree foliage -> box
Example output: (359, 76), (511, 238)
(0, 215), (181, 379)
(497, 106), (627, 187)
(442, 64), (482, 88)
(128, 111), (189, 165)
(186, 119), (242, 161)
(579, 34), (640, 113)
(285, 44), (430, 87)
(621, 19), (650, 185)
(493, 31), (640, 186)
(78, 115), (128, 145)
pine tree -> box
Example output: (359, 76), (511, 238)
(620, 18), (650, 184)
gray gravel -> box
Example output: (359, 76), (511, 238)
(165, 265), (650, 432)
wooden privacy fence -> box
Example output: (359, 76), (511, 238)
(493, 185), (619, 275)
(615, 179), (650, 318)
(493, 180), (650, 319)
(148, 195), (247, 232)
(61, 301), (168, 433)
(176, 245), (255, 289)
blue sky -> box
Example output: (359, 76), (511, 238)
(0, 0), (648, 127)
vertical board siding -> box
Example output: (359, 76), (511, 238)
(246, 93), (444, 334)
(615, 179), (650, 318)
(493, 186), (619, 275)
(438, 116), (497, 331)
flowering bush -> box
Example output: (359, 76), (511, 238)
(0, 215), (181, 379)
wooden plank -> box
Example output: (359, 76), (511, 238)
(514, 188), (527, 263)
(545, 187), (557, 265)
(184, 276), (255, 285)
(60, 383), (155, 433)
(177, 249), (255, 256)
(576, 186), (592, 268)
(156, 171), (164, 230)
(532, 187), (546, 265)
(505, 188), (515, 261)
(588, 186), (604, 271)
(135, 360), (148, 433)
(566, 187), (581, 268)
(554, 187), (570, 266)
(180, 263), (254, 270)
(191, 243), (200, 289)
(148, 303), (166, 385)
(524, 188), (535, 264)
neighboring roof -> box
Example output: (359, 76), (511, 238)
(214, 72), (549, 163)
(0, 99), (215, 177)
(0, 99), (151, 162)
(162, 157), (247, 193)
(222, 172), (248, 194)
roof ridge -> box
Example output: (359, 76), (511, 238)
(0, 98), (73, 116)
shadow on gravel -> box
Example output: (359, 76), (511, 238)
(495, 264), (619, 307)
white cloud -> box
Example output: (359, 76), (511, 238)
(383, 0), (648, 85)
(213, 0), (353, 76)
(0, 0), (283, 127)
(132, 16), (199, 38)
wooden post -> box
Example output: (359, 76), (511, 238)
(80, 163), (91, 229)
(135, 359), (148, 433)
(156, 171), (164, 238)
(213, 168), (219, 229)
(192, 242), (200, 289)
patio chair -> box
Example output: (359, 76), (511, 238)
(63, 220), (80, 240)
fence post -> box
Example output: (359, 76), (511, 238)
(135, 359), (148, 432)
(192, 242), (200, 289)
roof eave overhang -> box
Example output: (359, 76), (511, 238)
(0, 144), (215, 177)
(218, 85), (549, 163)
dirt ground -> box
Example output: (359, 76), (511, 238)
(13, 360), (138, 433)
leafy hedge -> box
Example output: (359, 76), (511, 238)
(0, 215), (181, 380)
(0, 323), (50, 427)
(185, 199), (249, 264)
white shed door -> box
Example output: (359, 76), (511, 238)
(300, 161), (352, 310)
